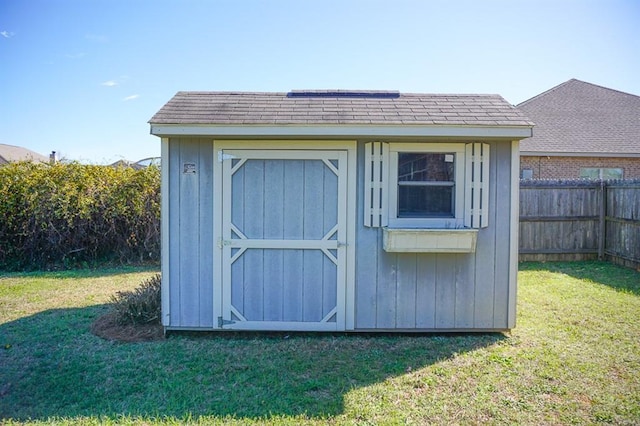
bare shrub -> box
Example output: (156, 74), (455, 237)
(110, 273), (161, 325)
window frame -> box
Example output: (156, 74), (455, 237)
(388, 143), (466, 229)
(579, 167), (623, 180)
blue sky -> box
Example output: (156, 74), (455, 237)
(1, 0), (639, 164)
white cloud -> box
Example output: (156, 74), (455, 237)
(101, 76), (130, 87)
(1, 31), (15, 38)
(65, 52), (86, 59)
(123, 94), (140, 101)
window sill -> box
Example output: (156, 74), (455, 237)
(382, 228), (478, 253)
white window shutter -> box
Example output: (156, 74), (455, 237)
(464, 142), (490, 228)
(364, 142), (389, 227)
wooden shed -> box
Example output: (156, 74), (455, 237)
(149, 90), (533, 332)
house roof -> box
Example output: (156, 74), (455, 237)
(149, 90), (533, 139)
(0, 143), (48, 165)
(518, 79), (640, 157)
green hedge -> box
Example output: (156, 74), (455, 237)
(0, 162), (160, 270)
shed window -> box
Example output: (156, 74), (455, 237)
(397, 153), (455, 218)
(389, 144), (464, 228)
(364, 142), (489, 229)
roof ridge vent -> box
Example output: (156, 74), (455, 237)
(288, 90), (400, 99)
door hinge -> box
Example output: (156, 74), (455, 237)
(217, 238), (232, 249)
(218, 316), (236, 327)
(218, 151), (236, 162)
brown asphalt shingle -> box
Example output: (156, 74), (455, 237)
(0, 143), (48, 165)
(518, 79), (640, 155)
(150, 91), (534, 127)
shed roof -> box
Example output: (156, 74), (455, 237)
(518, 79), (640, 156)
(149, 90), (533, 139)
(150, 90), (533, 131)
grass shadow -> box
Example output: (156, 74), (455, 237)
(0, 305), (505, 421)
(519, 260), (640, 295)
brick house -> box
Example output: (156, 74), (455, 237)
(518, 79), (640, 179)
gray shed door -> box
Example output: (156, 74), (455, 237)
(219, 150), (348, 331)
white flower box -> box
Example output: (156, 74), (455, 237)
(383, 228), (478, 253)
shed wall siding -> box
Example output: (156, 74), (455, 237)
(354, 140), (514, 330)
(167, 137), (215, 328)
(165, 137), (516, 331)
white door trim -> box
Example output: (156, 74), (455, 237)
(212, 140), (356, 331)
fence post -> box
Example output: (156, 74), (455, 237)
(598, 180), (606, 260)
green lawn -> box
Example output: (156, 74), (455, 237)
(0, 262), (639, 425)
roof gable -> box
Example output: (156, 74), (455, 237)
(149, 91), (533, 139)
(518, 79), (640, 156)
(0, 144), (48, 164)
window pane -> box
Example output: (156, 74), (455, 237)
(398, 153), (454, 182)
(579, 167), (624, 179)
(579, 168), (600, 179)
(602, 168), (623, 179)
(398, 185), (454, 217)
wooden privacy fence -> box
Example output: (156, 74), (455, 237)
(519, 179), (640, 269)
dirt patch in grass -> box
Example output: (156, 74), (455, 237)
(91, 310), (164, 342)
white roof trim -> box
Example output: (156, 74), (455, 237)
(521, 151), (640, 158)
(150, 124), (533, 139)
